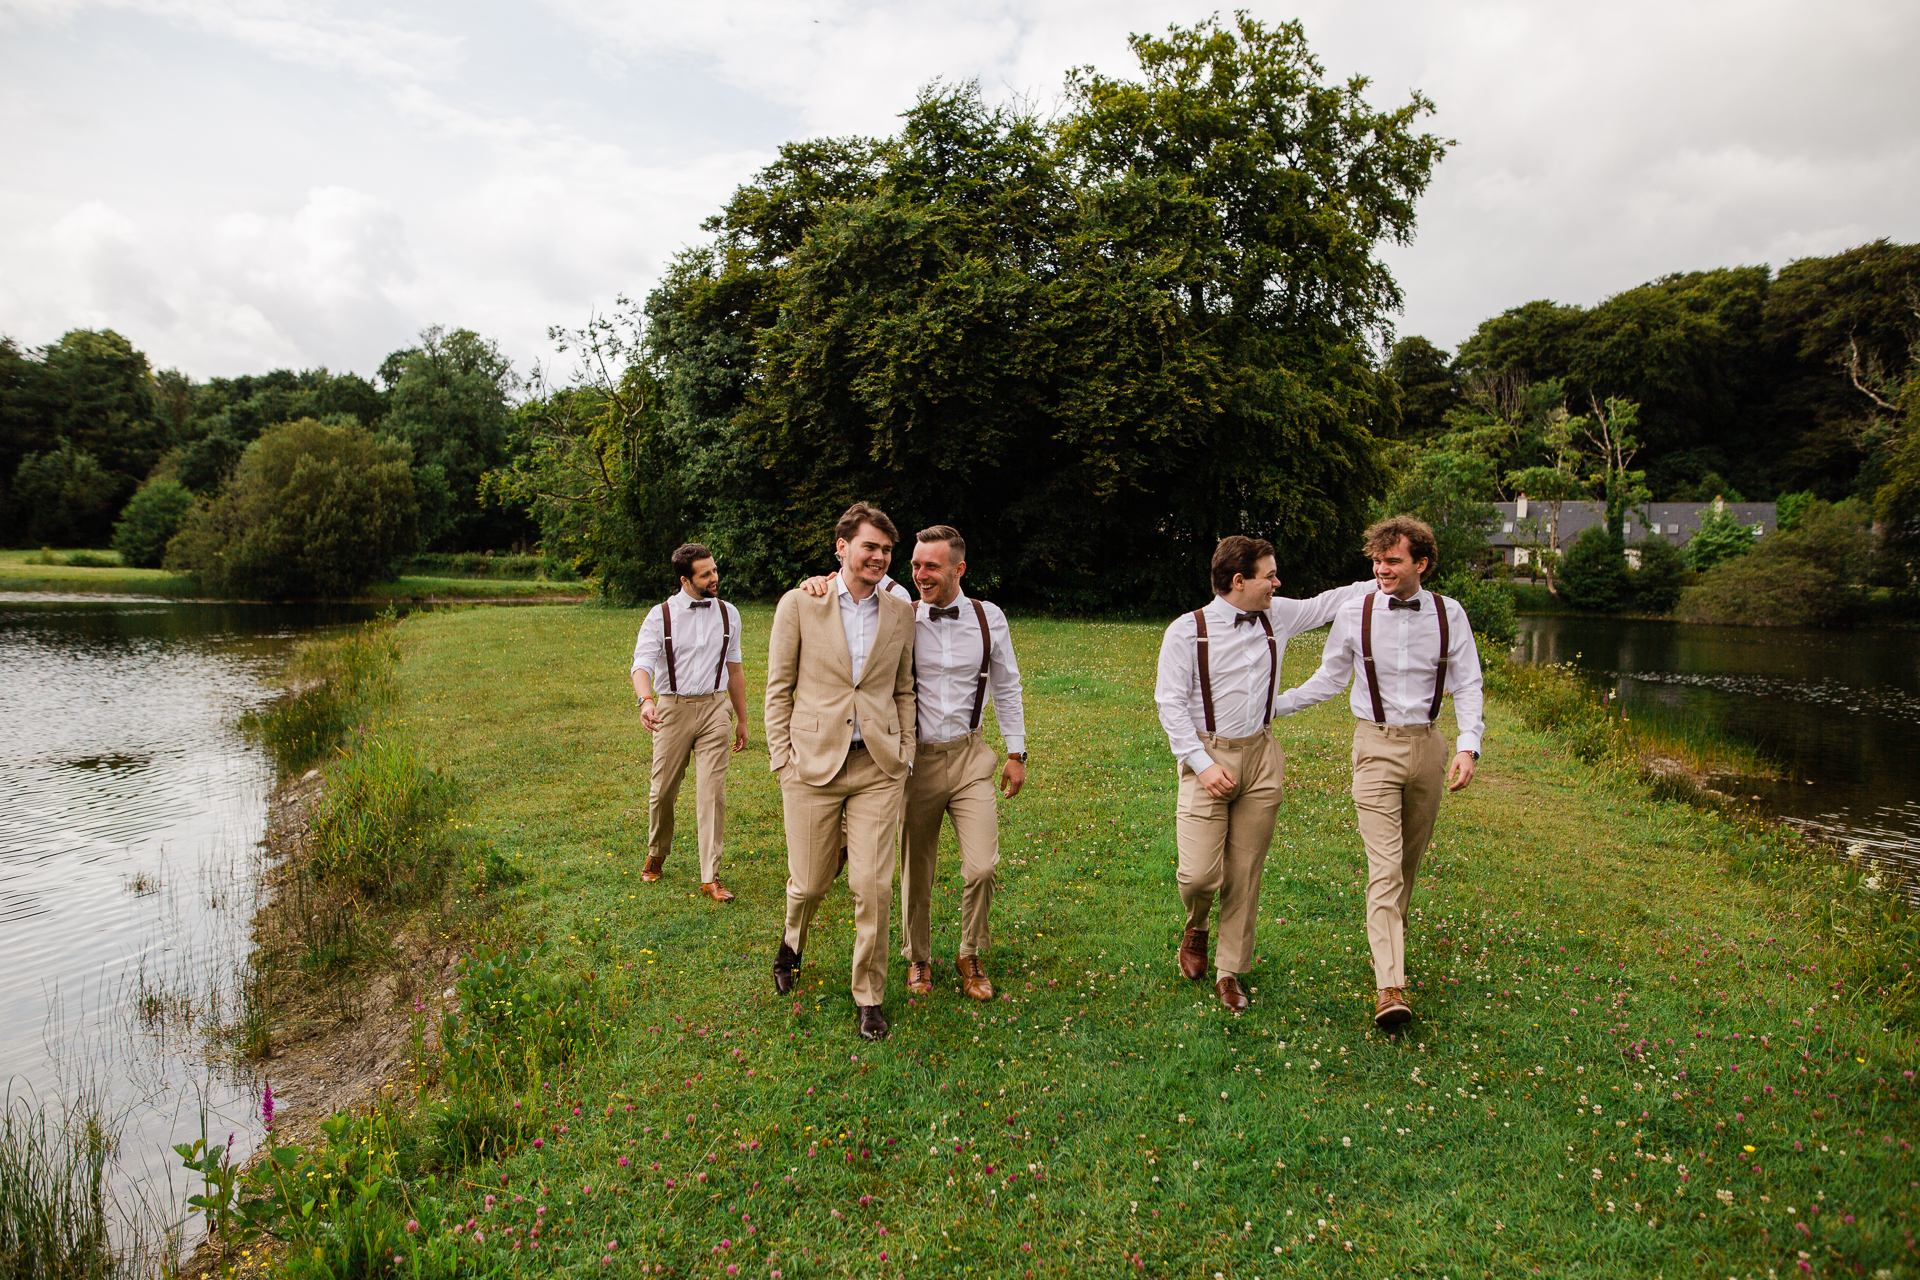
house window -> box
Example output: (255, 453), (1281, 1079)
(1623, 521), (1633, 536)
(1513, 548), (1532, 567)
(1502, 521), (1514, 533)
(1667, 523), (1679, 534)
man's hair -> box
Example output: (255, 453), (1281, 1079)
(671, 542), (713, 583)
(915, 524), (966, 562)
(834, 501), (899, 547)
(1210, 535), (1276, 595)
(1363, 515), (1439, 577)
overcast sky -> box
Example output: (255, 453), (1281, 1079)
(2, 0), (1916, 382)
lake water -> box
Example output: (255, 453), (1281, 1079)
(0, 597), (379, 1244)
(1511, 614), (1920, 892)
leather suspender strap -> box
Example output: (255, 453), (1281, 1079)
(1259, 612), (1277, 726)
(1428, 592), (1450, 723)
(1360, 594), (1386, 725)
(659, 600), (680, 694)
(968, 598), (992, 731)
(714, 600), (731, 692)
(1192, 609), (1215, 733)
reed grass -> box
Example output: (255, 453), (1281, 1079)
(0, 1089), (122, 1280)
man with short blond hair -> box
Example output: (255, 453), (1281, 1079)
(765, 502), (918, 1041)
(1154, 537), (1372, 1012)
(1276, 515), (1485, 1030)
(631, 541), (747, 901)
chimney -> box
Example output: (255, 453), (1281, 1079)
(1516, 493), (1529, 519)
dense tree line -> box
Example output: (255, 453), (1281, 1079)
(0, 323), (534, 588)
(504, 16), (1446, 609)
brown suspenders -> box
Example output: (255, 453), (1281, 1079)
(1360, 592), (1451, 725)
(967, 598), (992, 731)
(1191, 607), (1276, 735)
(658, 598), (731, 695)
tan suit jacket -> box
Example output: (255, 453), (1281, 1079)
(764, 584), (917, 785)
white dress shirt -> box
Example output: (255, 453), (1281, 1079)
(912, 588), (1026, 751)
(1275, 588), (1485, 756)
(630, 589), (743, 694)
(836, 572), (883, 742)
(1155, 582), (1374, 774)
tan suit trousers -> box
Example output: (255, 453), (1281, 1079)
(1351, 721), (1446, 989)
(1175, 729), (1285, 976)
(780, 745), (904, 1007)
(899, 731), (999, 963)
(647, 690), (732, 883)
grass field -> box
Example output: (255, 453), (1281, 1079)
(0, 549), (590, 600)
(330, 601), (1920, 1279)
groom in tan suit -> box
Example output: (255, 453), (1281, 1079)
(765, 502), (918, 1040)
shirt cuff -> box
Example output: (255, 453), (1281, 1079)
(1272, 691), (1297, 717)
(1455, 734), (1482, 756)
(1003, 735), (1026, 754)
(1183, 749), (1216, 775)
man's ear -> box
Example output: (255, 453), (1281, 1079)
(954, 560), (967, 581)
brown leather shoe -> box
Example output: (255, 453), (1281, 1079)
(1375, 987), (1413, 1029)
(773, 941), (801, 995)
(639, 852), (667, 882)
(1215, 974), (1249, 1012)
(1178, 928), (1208, 981)
(699, 880), (736, 903)
(857, 1004), (889, 1040)
(907, 961), (934, 996)
(956, 955), (993, 1002)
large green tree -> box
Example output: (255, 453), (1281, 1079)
(644, 16), (1442, 609)
(380, 327), (530, 551)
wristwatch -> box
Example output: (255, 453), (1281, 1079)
(1008, 751), (1028, 763)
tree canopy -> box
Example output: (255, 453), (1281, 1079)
(630, 15), (1443, 609)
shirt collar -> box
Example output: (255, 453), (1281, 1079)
(1206, 594), (1252, 620)
(835, 571), (879, 607)
(1375, 587), (1432, 608)
(678, 588), (707, 604)
(920, 586), (969, 614)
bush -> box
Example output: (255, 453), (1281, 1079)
(111, 478), (193, 568)
(11, 442), (121, 548)
(1684, 502), (1757, 571)
(1435, 569), (1516, 646)
(1675, 498), (1873, 626)
(164, 417), (418, 598)
(1555, 525), (1630, 612)
(1629, 535), (1688, 614)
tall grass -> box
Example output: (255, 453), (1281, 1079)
(308, 735), (457, 901)
(0, 1090), (123, 1280)
(243, 619), (400, 774)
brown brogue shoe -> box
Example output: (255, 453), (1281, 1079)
(1215, 974), (1249, 1013)
(1178, 928), (1208, 981)
(857, 1004), (889, 1040)
(1374, 986), (1413, 1030)
(699, 880), (736, 903)
(907, 961), (934, 996)
(773, 941), (801, 995)
(639, 852), (667, 882)
(956, 954), (993, 1002)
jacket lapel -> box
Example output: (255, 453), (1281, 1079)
(816, 585), (855, 684)
(857, 593), (899, 690)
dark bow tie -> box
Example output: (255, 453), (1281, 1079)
(1388, 596), (1420, 611)
(928, 605), (961, 620)
(1232, 611), (1264, 627)
(686, 599), (712, 609)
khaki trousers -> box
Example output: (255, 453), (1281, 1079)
(647, 690), (732, 883)
(899, 731), (999, 963)
(1175, 729), (1285, 976)
(779, 745), (905, 1007)
(1351, 721), (1446, 989)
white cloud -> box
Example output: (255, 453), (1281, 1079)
(0, 0), (1916, 378)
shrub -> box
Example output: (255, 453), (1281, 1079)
(111, 478), (194, 568)
(1555, 525), (1630, 612)
(164, 417), (418, 598)
(1628, 535), (1687, 614)
(1435, 569), (1516, 646)
(1676, 499), (1873, 626)
(1684, 502), (1757, 571)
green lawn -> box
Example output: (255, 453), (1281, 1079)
(364, 602), (1917, 1279)
(0, 549), (588, 600)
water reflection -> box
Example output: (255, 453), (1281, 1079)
(0, 599), (381, 1242)
(1512, 614), (1920, 890)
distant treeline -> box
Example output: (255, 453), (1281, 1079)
(0, 325), (534, 560)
